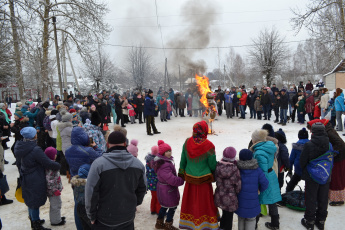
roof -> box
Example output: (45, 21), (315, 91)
(323, 59), (345, 77)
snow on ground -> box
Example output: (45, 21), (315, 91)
(1, 104), (345, 229)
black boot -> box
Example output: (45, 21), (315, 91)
(0, 195), (13, 205)
(314, 220), (325, 230)
(265, 215), (279, 229)
(32, 220), (51, 230)
(301, 218), (314, 230)
(29, 217), (45, 229)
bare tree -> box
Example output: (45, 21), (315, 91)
(249, 28), (287, 86)
(292, 0), (345, 63)
(82, 47), (117, 92)
(126, 46), (152, 90)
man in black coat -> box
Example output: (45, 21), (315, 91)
(278, 89), (289, 125)
(36, 101), (50, 150)
(300, 122), (331, 230)
(114, 94), (125, 127)
(291, 90), (302, 123)
(261, 88), (272, 120)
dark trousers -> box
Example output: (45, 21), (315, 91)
(92, 220), (134, 230)
(307, 113), (314, 121)
(232, 103), (239, 116)
(179, 109), (185, 117)
(115, 110), (124, 126)
(56, 151), (69, 175)
(330, 116), (336, 128)
(304, 179), (329, 222)
(286, 174), (301, 193)
(217, 104), (222, 115)
(240, 105), (245, 118)
(257, 111), (262, 119)
(138, 112), (143, 123)
(37, 130), (47, 151)
(250, 106), (256, 118)
(263, 104), (271, 119)
(146, 115), (158, 134)
(298, 112), (305, 123)
(158, 207), (176, 222)
(77, 203), (91, 230)
(274, 107), (279, 121)
(220, 210), (233, 230)
(291, 108), (297, 122)
(278, 172), (284, 190)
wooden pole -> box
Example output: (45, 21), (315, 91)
(62, 32), (67, 89)
(66, 42), (79, 91)
(52, 16), (63, 97)
(179, 65), (181, 91)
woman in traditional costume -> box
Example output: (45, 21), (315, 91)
(178, 120), (218, 230)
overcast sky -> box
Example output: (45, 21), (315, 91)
(77, 0), (310, 75)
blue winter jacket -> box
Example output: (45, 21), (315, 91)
(23, 108), (39, 127)
(144, 96), (155, 117)
(145, 153), (158, 191)
(277, 141), (290, 172)
(335, 92), (345, 112)
(252, 141), (282, 204)
(236, 159), (269, 218)
(224, 93), (232, 104)
(65, 127), (103, 177)
(289, 139), (309, 176)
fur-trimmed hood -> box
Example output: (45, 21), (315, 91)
(70, 175), (87, 187)
(237, 159), (259, 170)
(56, 121), (73, 132)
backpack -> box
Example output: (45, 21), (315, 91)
(43, 116), (52, 131)
(307, 144), (335, 185)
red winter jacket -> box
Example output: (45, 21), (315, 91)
(313, 101), (321, 118)
(305, 95), (314, 113)
(239, 93), (248, 106)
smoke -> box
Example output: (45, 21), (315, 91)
(167, 0), (218, 75)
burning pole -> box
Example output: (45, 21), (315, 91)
(195, 74), (217, 134)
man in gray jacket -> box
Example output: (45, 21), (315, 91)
(85, 131), (147, 229)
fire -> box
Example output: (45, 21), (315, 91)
(195, 74), (217, 117)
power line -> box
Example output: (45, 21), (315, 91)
(102, 39), (321, 50)
(106, 8), (290, 20)
(111, 18), (290, 28)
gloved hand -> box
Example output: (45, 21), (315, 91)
(54, 190), (61, 196)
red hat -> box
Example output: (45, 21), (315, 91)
(151, 145), (159, 156)
(69, 108), (76, 113)
(44, 147), (57, 161)
(158, 140), (171, 155)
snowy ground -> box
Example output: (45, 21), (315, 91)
(1, 105), (345, 230)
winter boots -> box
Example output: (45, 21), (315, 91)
(315, 220), (325, 230)
(32, 220), (51, 230)
(155, 218), (165, 229)
(265, 215), (280, 230)
(301, 218), (314, 230)
(29, 216), (45, 229)
(164, 220), (179, 230)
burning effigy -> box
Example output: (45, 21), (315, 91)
(195, 74), (217, 134)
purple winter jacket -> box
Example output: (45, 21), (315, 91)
(153, 155), (184, 208)
(214, 159), (241, 212)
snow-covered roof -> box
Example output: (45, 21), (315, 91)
(323, 59), (345, 77)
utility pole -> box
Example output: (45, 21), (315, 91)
(218, 47), (221, 87)
(179, 65), (181, 91)
(66, 42), (79, 91)
(52, 16), (63, 97)
(62, 32), (67, 89)
(224, 64), (226, 88)
(164, 58), (167, 90)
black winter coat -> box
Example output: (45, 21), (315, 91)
(15, 140), (61, 208)
(11, 119), (28, 142)
(36, 107), (46, 130)
(261, 93), (271, 105)
(300, 129), (330, 181)
(278, 94), (289, 109)
(247, 93), (256, 108)
(135, 97), (145, 113)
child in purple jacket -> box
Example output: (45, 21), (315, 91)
(214, 147), (241, 230)
(153, 140), (184, 230)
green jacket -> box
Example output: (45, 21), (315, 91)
(297, 98), (306, 113)
(56, 128), (62, 151)
(179, 141), (217, 178)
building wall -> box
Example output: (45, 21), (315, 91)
(325, 73), (336, 91)
(336, 73), (345, 89)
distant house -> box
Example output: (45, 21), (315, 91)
(0, 83), (38, 102)
(324, 59), (345, 90)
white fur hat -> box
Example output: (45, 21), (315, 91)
(251, 129), (268, 144)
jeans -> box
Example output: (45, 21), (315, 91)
(336, 111), (343, 131)
(280, 109), (287, 123)
(298, 112), (305, 123)
(158, 207), (176, 222)
(74, 194), (83, 230)
(28, 208), (40, 221)
(240, 105), (246, 118)
(321, 109), (327, 119)
(249, 106), (256, 118)
(263, 104), (271, 119)
(289, 104), (292, 116)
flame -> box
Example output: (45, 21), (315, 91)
(195, 74), (217, 117)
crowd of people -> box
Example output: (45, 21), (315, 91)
(0, 80), (344, 230)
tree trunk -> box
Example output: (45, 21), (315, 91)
(337, 0), (345, 57)
(8, 0), (25, 102)
(41, 0), (51, 100)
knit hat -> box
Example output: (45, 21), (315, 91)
(239, 149), (253, 161)
(311, 122), (325, 134)
(252, 129), (268, 143)
(108, 131), (126, 145)
(127, 139), (139, 157)
(158, 140), (172, 155)
(275, 128), (287, 144)
(44, 147), (57, 161)
(30, 103), (36, 109)
(20, 127), (37, 139)
(298, 128), (309, 139)
(51, 110), (59, 116)
(91, 111), (102, 126)
(61, 110), (73, 122)
(306, 90), (312, 95)
(151, 145), (159, 156)
(223, 147), (236, 161)
(14, 111), (23, 119)
(78, 164), (91, 179)
(69, 108), (76, 113)
(148, 89), (153, 94)
(262, 123), (275, 137)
